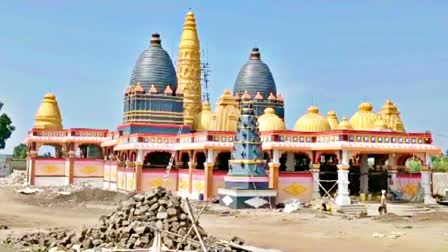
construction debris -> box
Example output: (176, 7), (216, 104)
(0, 170), (26, 187)
(283, 200), (302, 214)
(3, 187), (250, 251)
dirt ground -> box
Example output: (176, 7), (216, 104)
(0, 187), (447, 252)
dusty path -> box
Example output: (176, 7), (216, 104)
(0, 187), (447, 252)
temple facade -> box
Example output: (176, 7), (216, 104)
(25, 11), (441, 208)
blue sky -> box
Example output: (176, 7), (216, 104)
(0, 1), (447, 154)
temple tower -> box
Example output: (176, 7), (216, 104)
(177, 11), (202, 126)
(34, 93), (63, 130)
(218, 97), (276, 209)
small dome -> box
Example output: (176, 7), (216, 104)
(294, 106), (331, 132)
(193, 102), (212, 131)
(234, 48), (277, 98)
(374, 118), (389, 130)
(128, 34), (177, 92)
(258, 108), (286, 131)
(350, 102), (378, 130)
(338, 116), (352, 130)
(34, 93), (63, 130)
(327, 110), (339, 130)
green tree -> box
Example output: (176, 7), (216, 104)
(405, 157), (422, 173)
(13, 143), (27, 160)
(0, 106), (15, 150)
(432, 155), (448, 172)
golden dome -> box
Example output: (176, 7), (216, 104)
(258, 108), (286, 131)
(380, 99), (405, 132)
(350, 102), (378, 130)
(193, 102), (212, 131)
(34, 93), (63, 130)
(338, 116), (352, 130)
(208, 90), (240, 131)
(374, 118), (389, 130)
(326, 110), (339, 130)
(294, 106), (331, 132)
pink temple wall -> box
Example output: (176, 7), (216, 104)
(33, 158), (66, 186)
(73, 159), (104, 178)
(141, 169), (178, 192)
(212, 171), (226, 199)
(117, 168), (136, 192)
(191, 170), (205, 198)
(177, 169), (190, 195)
(393, 173), (421, 200)
(277, 172), (313, 203)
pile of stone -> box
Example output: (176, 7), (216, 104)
(45, 181), (93, 194)
(0, 170), (26, 187)
(3, 187), (249, 252)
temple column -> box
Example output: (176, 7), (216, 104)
(286, 152), (295, 171)
(268, 162), (280, 190)
(204, 149), (215, 201)
(387, 153), (398, 188)
(27, 150), (37, 186)
(360, 154), (369, 194)
(188, 160), (196, 195)
(310, 163), (321, 200)
(422, 152), (436, 204)
(67, 150), (75, 185)
(135, 149), (143, 192)
(335, 150), (351, 206)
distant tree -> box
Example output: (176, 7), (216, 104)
(405, 157), (422, 173)
(0, 104), (14, 150)
(432, 155), (448, 172)
(13, 143), (27, 160)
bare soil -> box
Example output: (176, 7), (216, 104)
(0, 187), (447, 252)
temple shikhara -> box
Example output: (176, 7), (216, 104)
(25, 12), (441, 209)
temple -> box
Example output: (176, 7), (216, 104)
(25, 11), (441, 208)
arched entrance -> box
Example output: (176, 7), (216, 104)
(294, 152), (311, 172)
(319, 153), (338, 196)
(195, 152), (206, 169)
(143, 151), (171, 168)
(215, 152), (231, 171)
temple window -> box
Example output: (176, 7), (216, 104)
(371, 137), (376, 142)
(37, 144), (64, 158)
(77, 144), (103, 159)
(385, 137), (390, 143)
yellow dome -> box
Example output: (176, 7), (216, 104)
(380, 99), (405, 132)
(326, 110), (339, 130)
(374, 118), (389, 130)
(34, 93), (63, 130)
(208, 90), (240, 131)
(350, 102), (378, 130)
(193, 102), (212, 131)
(258, 108), (286, 131)
(294, 106), (331, 132)
(338, 116), (352, 130)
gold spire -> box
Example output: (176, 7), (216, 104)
(193, 102), (212, 131)
(294, 106), (331, 132)
(326, 110), (339, 130)
(177, 11), (201, 126)
(258, 108), (286, 131)
(34, 93), (63, 130)
(380, 99), (405, 132)
(208, 90), (240, 131)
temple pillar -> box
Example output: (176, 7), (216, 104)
(27, 150), (37, 186)
(135, 161), (143, 192)
(67, 150), (75, 184)
(204, 162), (214, 201)
(360, 154), (369, 194)
(388, 153), (398, 170)
(268, 162), (280, 190)
(335, 150), (351, 206)
(335, 165), (351, 206)
(188, 161), (197, 194)
(310, 163), (321, 200)
(421, 166), (435, 204)
(286, 152), (295, 171)
(272, 149), (280, 164)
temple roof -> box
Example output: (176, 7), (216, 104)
(233, 48), (277, 98)
(350, 102), (378, 130)
(129, 34), (177, 92)
(258, 107), (285, 131)
(34, 93), (63, 130)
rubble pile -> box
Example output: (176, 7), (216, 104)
(3, 187), (249, 251)
(45, 181), (93, 194)
(0, 170), (26, 187)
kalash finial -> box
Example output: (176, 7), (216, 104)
(184, 11), (197, 30)
(150, 33), (161, 47)
(250, 48), (261, 60)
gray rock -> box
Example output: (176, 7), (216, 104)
(157, 212), (168, 219)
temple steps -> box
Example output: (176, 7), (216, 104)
(337, 204), (368, 216)
(364, 203), (448, 216)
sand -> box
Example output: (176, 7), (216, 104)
(0, 187), (447, 252)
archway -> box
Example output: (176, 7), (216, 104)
(215, 152), (231, 171)
(180, 152), (190, 169)
(143, 151), (171, 168)
(38, 144), (63, 158)
(195, 152), (206, 170)
(279, 153), (287, 171)
(294, 152), (311, 172)
(319, 153), (338, 196)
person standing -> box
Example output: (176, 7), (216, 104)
(378, 189), (387, 215)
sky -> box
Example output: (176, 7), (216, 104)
(0, 1), (447, 154)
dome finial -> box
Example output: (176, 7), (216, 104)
(250, 48), (260, 60)
(150, 33), (161, 47)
